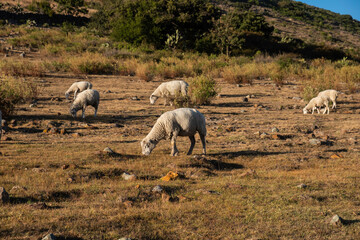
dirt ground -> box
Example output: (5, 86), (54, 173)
(1, 73), (360, 239)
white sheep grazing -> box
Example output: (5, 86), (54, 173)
(303, 96), (330, 114)
(65, 81), (93, 100)
(141, 108), (206, 156)
(317, 89), (339, 109)
(150, 80), (189, 106)
(70, 89), (100, 119)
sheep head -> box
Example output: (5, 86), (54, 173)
(141, 138), (157, 155)
(150, 95), (158, 105)
(70, 105), (78, 118)
(303, 107), (309, 114)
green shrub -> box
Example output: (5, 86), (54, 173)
(188, 75), (219, 105)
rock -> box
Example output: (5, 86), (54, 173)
(243, 97), (248, 102)
(29, 103), (37, 108)
(271, 127), (279, 133)
(130, 96), (139, 101)
(239, 169), (257, 178)
(271, 134), (281, 140)
(32, 167), (45, 173)
(103, 147), (114, 154)
(118, 238), (132, 240)
(161, 193), (171, 202)
(10, 185), (27, 193)
(236, 84), (242, 87)
(114, 123), (124, 128)
(0, 187), (10, 204)
(122, 172), (137, 181)
(71, 133), (81, 138)
(152, 185), (163, 193)
(42, 233), (56, 240)
(30, 202), (48, 209)
(160, 171), (179, 181)
(260, 132), (269, 139)
(309, 138), (321, 146)
(296, 183), (307, 189)
(330, 214), (344, 226)
(330, 154), (343, 159)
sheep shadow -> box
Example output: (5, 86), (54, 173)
(210, 102), (252, 108)
(208, 150), (288, 159)
(180, 156), (244, 171)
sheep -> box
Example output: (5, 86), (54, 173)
(141, 108), (206, 156)
(317, 89), (339, 109)
(65, 81), (93, 100)
(70, 89), (100, 119)
(303, 96), (330, 114)
(150, 80), (189, 106)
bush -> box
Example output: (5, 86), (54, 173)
(188, 75), (218, 105)
(0, 75), (38, 117)
(68, 53), (117, 75)
(0, 60), (45, 77)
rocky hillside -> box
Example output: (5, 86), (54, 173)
(228, 0), (360, 56)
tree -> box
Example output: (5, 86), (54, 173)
(108, 0), (221, 49)
(55, 0), (88, 16)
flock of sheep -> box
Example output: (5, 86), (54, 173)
(0, 79), (341, 156)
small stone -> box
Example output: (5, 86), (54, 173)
(239, 169), (257, 178)
(330, 154), (343, 159)
(160, 171), (178, 181)
(42, 233), (56, 240)
(48, 127), (59, 134)
(0, 187), (10, 204)
(152, 185), (163, 193)
(29, 103), (36, 108)
(260, 132), (269, 139)
(271, 134), (281, 140)
(130, 96), (139, 101)
(236, 84), (242, 87)
(162, 193), (171, 202)
(71, 133), (81, 138)
(30, 202), (48, 209)
(67, 177), (74, 183)
(271, 127), (279, 133)
(114, 123), (124, 128)
(32, 167), (45, 173)
(10, 185), (27, 193)
(122, 172), (137, 181)
(243, 97), (248, 102)
(103, 147), (114, 154)
(330, 214), (344, 226)
(292, 97), (302, 100)
(309, 138), (321, 146)
(118, 238), (132, 240)
(296, 183), (307, 189)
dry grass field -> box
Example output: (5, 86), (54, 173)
(1, 63), (360, 239)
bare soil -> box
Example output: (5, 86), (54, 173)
(1, 73), (360, 239)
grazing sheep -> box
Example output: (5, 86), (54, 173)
(141, 108), (206, 156)
(150, 80), (189, 106)
(70, 89), (100, 119)
(318, 89), (339, 109)
(65, 81), (93, 100)
(303, 96), (330, 114)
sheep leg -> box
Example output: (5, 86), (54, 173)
(82, 105), (86, 119)
(94, 107), (97, 117)
(187, 136), (196, 155)
(200, 134), (206, 155)
(74, 89), (78, 100)
(170, 133), (179, 156)
(332, 101), (336, 109)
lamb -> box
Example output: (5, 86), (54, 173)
(70, 89), (100, 119)
(141, 108), (206, 156)
(65, 81), (93, 100)
(150, 80), (189, 106)
(303, 96), (330, 114)
(317, 89), (339, 109)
